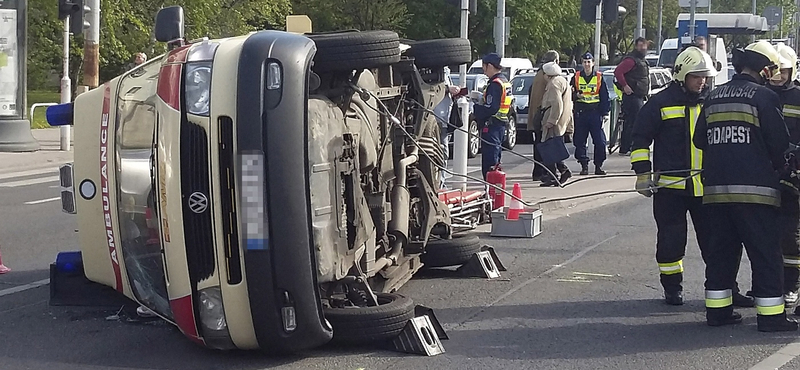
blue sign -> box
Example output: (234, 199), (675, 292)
(677, 19), (708, 49)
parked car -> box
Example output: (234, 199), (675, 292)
(50, 6), (486, 353)
(467, 57), (534, 79)
(449, 73), (517, 158)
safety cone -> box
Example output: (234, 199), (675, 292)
(0, 246), (10, 274)
(507, 183), (524, 220)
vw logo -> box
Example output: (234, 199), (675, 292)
(188, 192), (209, 214)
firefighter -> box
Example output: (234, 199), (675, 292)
(768, 43), (800, 307)
(693, 40), (797, 331)
(473, 53), (512, 180)
(631, 47), (751, 306)
(571, 52), (610, 175)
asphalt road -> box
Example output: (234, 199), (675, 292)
(2, 145), (798, 370)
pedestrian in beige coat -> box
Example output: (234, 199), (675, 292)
(529, 50), (560, 181)
(539, 61), (573, 187)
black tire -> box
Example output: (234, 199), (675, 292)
(308, 30), (401, 73)
(422, 233), (482, 268)
(503, 115), (517, 150)
(468, 120), (480, 158)
(324, 293), (414, 344)
(406, 38), (472, 69)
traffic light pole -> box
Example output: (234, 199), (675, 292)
(82, 0), (99, 89)
(594, 1), (602, 61)
(454, 0), (470, 191)
(60, 16), (71, 151)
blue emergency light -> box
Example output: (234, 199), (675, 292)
(55, 251), (83, 274)
(46, 103), (74, 126)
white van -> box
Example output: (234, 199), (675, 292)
(467, 57), (534, 79)
(658, 36), (729, 86)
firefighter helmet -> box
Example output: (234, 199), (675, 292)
(775, 42), (798, 82)
(740, 40), (782, 82)
(673, 46), (717, 82)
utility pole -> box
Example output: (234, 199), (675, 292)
(595, 1), (602, 60)
(60, 17), (71, 151)
(495, 0), (506, 56)
(752, 0), (757, 42)
(82, 0), (99, 89)
(690, 0), (697, 40)
(657, 0), (663, 53)
(454, 0), (470, 191)
(636, 0), (644, 39)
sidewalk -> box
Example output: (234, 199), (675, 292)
(0, 128), (73, 174)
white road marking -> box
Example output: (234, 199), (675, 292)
(0, 167), (57, 181)
(0, 176), (59, 187)
(446, 234), (618, 330)
(24, 197), (61, 205)
(750, 340), (800, 370)
(0, 279), (50, 298)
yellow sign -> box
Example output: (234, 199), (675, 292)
(286, 15), (312, 34)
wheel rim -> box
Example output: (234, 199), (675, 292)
(506, 118), (516, 148)
(469, 121), (480, 156)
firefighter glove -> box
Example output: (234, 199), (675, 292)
(635, 174), (658, 197)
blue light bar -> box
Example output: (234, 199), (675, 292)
(46, 103), (74, 126)
(55, 251), (83, 273)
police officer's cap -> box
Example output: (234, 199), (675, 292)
(482, 53), (503, 69)
(582, 52), (594, 61)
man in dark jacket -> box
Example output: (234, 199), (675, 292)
(571, 52), (610, 175)
(615, 37), (651, 156)
(769, 43), (800, 308)
(693, 40), (797, 331)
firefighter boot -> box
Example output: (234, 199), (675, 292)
(733, 292), (755, 307)
(595, 166), (607, 175)
(579, 163), (589, 176)
(757, 313), (799, 332)
(707, 306), (743, 327)
(664, 291), (684, 305)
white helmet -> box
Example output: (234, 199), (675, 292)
(743, 40), (783, 82)
(673, 46), (717, 82)
(775, 42), (797, 82)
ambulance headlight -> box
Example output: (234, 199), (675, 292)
(184, 62), (212, 116)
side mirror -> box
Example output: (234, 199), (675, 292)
(715, 60), (722, 72)
(155, 6), (185, 45)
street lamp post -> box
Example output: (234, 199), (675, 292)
(0, 0), (39, 152)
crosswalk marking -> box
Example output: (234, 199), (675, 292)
(0, 176), (60, 188)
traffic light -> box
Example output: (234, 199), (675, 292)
(57, 0), (90, 35)
(580, 0), (601, 23)
(602, 0), (619, 22)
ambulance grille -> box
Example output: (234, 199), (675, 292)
(218, 116), (242, 285)
(180, 122), (216, 284)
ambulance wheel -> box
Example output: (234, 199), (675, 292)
(422, 233), (482, 268)
(324, 293), (415, 344)
(406, 38), (473, 69)
(468, 120), (480, 158)
(308, 30), (401, 73)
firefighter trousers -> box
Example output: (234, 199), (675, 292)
(705, 204), (785, 318)
(653, 192), (712, 293)
(779, 191), (800, 293)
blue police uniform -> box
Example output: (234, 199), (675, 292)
(473, 53), (511, 179)
(571, 53), (610, 174)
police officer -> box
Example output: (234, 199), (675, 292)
(571, 52), (610, 175)
(473, 53), (512, 180)
(768, 43), (800, 307)
(693, 40), (797, 331)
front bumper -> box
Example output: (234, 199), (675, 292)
(235, 31), (333, 352)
